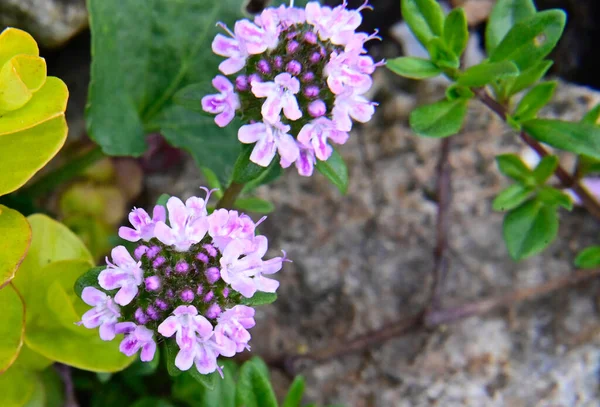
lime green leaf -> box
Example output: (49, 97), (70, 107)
(581, 104), (600, 126)
(522, 119), (600, 160)
(513, 82), (556, 122)
(503, 199), (558, 260)
(282, 376), (306, 407)
(443, 8), (468, 57)
(575, 246), (600, 269)
(426, 37), (459, 69)
(315, 150), (349, 194)
(537, 186), (573, 210)
(445, 84), (474, 101)
(386, 57), (441, 79)
(503, 60), (553, 98)
(235, 357), (278, 407)
(234, 197), (274, 214)
(496, 154), (534, 184)
(493, 184), (534, 211)
(409, 98), (468, 138)
(400, 0), (445, 47)
(457, 61), (519, 87)
(485, 0), (537, 54)
(0, 366), (36, 407)
(12, 344), (52, 372)
(86, 0), (243, 182)
(0, 205), (31, 286)
(532, 155), (558, 184)
(240, 292), (277, 306)
(489, 10), (567, 70)
(0, 284), (25, 373)
(0, 28), (38, 67)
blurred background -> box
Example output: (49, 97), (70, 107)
(2, 0), (600, 405)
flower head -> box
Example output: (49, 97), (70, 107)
(203, 1), (381, 176)
(79, 188), (287, 377)
(202, 76), (241, 127)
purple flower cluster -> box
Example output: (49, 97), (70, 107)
(202, 1), (382, 176)
(79, 188), (287, 376)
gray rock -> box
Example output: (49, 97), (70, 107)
(0, 0), (87, 48)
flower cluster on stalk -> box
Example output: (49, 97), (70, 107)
(202, 1), (382, 176)
(79, 188), (287, 376)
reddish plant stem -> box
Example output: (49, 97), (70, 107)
(474, 88), (600, 220)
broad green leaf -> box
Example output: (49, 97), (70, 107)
(489, 10), (567, 70)
(124, 349), (160, 377)
(202, 167), (224, 198)
(282, 376), (306, 407)
(231, 145), (273, 184)
(172, 360), (238, 407)
(0, 28), (39, 68)
(173, 83), (216, 113)
(485, 0), (537, 54)
(409, 98), (468, 138)
(235, 358), (278, 407)
(496, 154), (534, 184)
(401, 0), (445, 47)
(426, 37), (459, 69)
(86, 0), (243, 182)
(37, 368), (65, 407)
(315, 150), (349, 194)
(156, 194), (171, 208)
(443, 8), (468, 57)
(12, 344), (52, 372)
(74, 266), (104, 298)
(164, 339), (183, 377)
(503, 199), (558, 260)
(445, 84), (474, 101)
(575, 246), (600, 269)
(240, 292), (277, 306)
(0, 205), (31, 286)
(234, 197), (274, 214)
(0, 284), (25, 372)
(522, 119), (600, 160)
(513, 82), (556, 122)
(532, 155), (558, 184)
(0, 366), (36, 407)
(386, 57), (441, 79)
(457, 61), (519, 87)
(537, 186), (573, 210)
(492, 184), (533, 211)
(581, 104), (600, 126)
(0, 115), (68, 197)
(22, 375), (44, 407)
(502, 60), (553, 98)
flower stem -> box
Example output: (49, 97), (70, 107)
(22, 145), (105, 199)
(216, 181), (244, 209)
(474, 88), (600, 221)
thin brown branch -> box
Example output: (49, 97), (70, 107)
(474, 88), (600, 220)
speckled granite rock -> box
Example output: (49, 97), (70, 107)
(0, 0), (88, 48)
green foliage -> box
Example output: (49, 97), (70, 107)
(86, 0), (245, 183)
(282, 376), (306, 407)
(234, 197), (275, 214)
(232, 145), (276, 184)
(581, 104), (600, 126)
(485, 0), (537, 54)
(409, 98), (468, 138)
(400, 0), (445, 47)
(235, 357), (278, 407)
(0, 283), (24, 372)
(443, 8), (468, 57)
(496, 154), (535, 184)
(493, 184), (534, 212)
(315, 150), (349, 194)
(532, 156), (558, 184)
(513, 82), (556, 122)
(522, 120), (600, 160)
(386, 57), (442, 79)
(0, 205), (31, 286)
(240, 292), (278, 306)
(457, 61), (519, 87)
(575, 246), (600, 269)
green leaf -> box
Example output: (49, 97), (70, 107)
(485, 0), (537, 54)
(457, 61), (519, 87)
(202, 167), (223, 198)
(315, 150), (349, 194)
(502, 60), (553, 98)
(400, 0), (445, 47)
(234, 197), (275, 214)
(156, 194), (171, 208)
(409, 98), (468, 138)
(0, 284), (24, 373)
(86, 0), (243, 182)
(581, 104), (600, 126)
(172, 360), (238, 407)
(130, 398), (176, 407)
(443, 8), (468, 57)
(124, 348), (160, 377)
(513, 82), (556, 122)
(74, 266), (104, 298)
(489, 10), (567, 70)
(240, 292), (277, 306)
(532, 155), (558, 184)
(235, 357), (278, 407)
(503, 199), (558, 260)
(522, 119), (600, 160)
(386, 57), (441, 79)
(173, 83), (216, 113)
(282, 376), (306, 407)
(496, 154), (534, 184)
(575, 246), (600, 269)
(0, 366), (36, 407)
(0, 205), (31, 287)
(426, 37), (459, 69)
(493, 184), (534, 211)
(537, 186), (573, 210)
(231, 145), (273, 184)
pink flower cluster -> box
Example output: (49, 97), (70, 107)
(79, 188), (287, 376)
(202, 1), (382, 176)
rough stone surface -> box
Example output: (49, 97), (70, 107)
(145, 73), (600, 406)
(0, 0), (88, 48)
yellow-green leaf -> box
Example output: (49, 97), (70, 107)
(11, 55), (46, 92)
(0, 365), (36, 407)
(0, 205), (31, 286)
(0, 28), (39, 68)
(12, 343), (52, 372)
(0, 284), (25, 373)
